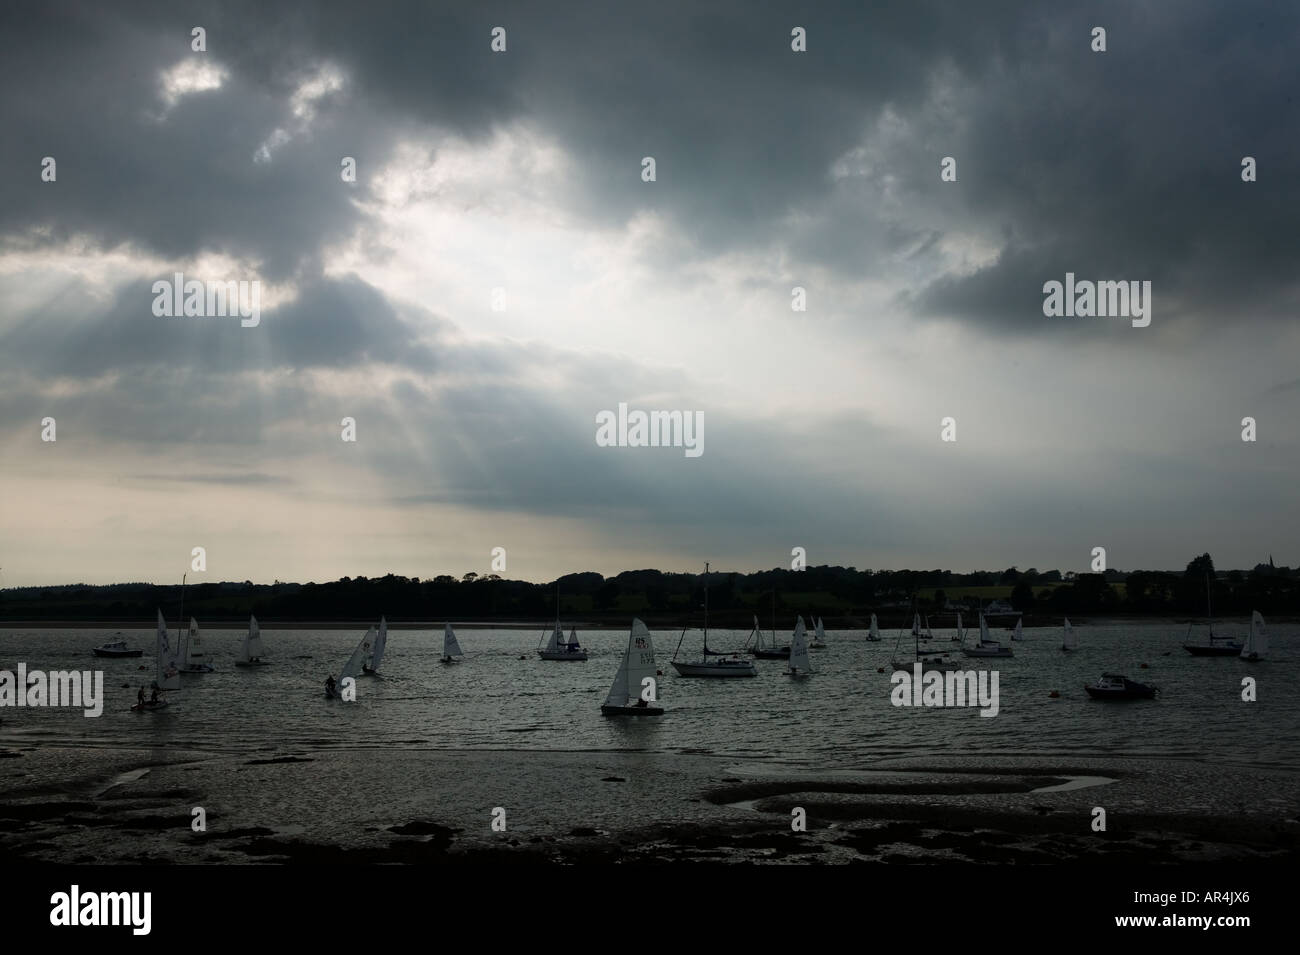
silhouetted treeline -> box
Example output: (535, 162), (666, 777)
(3, 554), (1296, 625)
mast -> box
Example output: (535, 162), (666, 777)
(703, 562), (709, 653)
(1204, 571), (1213, 639)
(177, 573), (186, 648)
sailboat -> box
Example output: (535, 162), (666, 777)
(1239, 611), (1267, 662)
(1183, 573), (1241, 656)
(133, 610), (180, 710)
(179, 617), (214, 673)
(867, 613), (881, 642)
(891, 607), (963, 672)
(538, 587), (588, 660)
(1011, 619), (1024, 642)
(786, 616), (813, 677)
(672, 563), (757, 677)
(234, 614), (270, 667)
(362, 616), (388, 674)
(601, 618), (664, 716)
(440, 623), (464, 664)
(807, 617), (827, 649)
(911, 613), (923, 639)
(749, 614), (792, 659)
(962, 613), (1014, 658)
(1061, 617), (1077, 652)
(329, 627), (373, 699)
(951, 611), (965, 642)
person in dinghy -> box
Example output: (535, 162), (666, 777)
(325, 674), (337, 697)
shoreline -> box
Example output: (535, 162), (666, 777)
(2, 745), (1296, 864)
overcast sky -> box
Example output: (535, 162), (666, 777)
(2, 0), (1297, 587)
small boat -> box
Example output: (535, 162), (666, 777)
(134, 609), (181, 711)
(601, 619), (664, 716)
(786, 616), (813, 677)
(179, 618), (214, 673)
(962, 613), (1014, 658)
(951, 611), (965, 642)
(538, 620), (588, 661)
(1084, 673), (1159, 700)
(440, 623), (464, 664)
(671, 563), (757, 677)
(234, 615), (270, 667)
(1011, 619), (1024, 642)
(1061, 617), (1077, 652)
(131, 698), (170, 712)
(748, 614), (791, 659)
(985, 599), (1018, 618)
(807, 617), (827, 649)
(362, 616), (388, 674)
(892, 609), (964, 672)
(328, 627), (373, 699)
(94, 641), (143, 658)
(866, 613), (882, 642)
(1183, 573), (1241, 656)
(1239, 611), (1267, 662)
(911, 613), (923, 639)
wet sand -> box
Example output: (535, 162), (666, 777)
(2, 743), (1297, 864)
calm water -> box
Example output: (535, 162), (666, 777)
(1, 623), (1294, 770)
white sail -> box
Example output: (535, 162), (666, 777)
(978, 613), (992, 646)
(1241, 611), (1267, 659)
(1062, 618), (1076, 650)
(924, 615), (934, 639)
(243, 614), (266, 660)
(788, 616), (812, 674)
(444, 623), (464, 658)
(367, 616), (388, 671)
(869, 614), (880, 640)
(544, 622), (562, 653)
(185, 617), (202, 664)
(956, 611), (965, 641)
(911, 613), (922, 637)
(815, 617), (827, 644)
(1012, 619), (1023, 642)
(155, 610), (181, 691)
(569, 626), (578, 643)
(605, 619), (657, 707)
(340, 627), (374, 687)
(752, 614), (765, 649)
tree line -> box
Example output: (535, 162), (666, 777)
(2, 554), (1294, 625)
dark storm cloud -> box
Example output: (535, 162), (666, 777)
(0, 273), (439, 377)
(6, 1), (1294, 336)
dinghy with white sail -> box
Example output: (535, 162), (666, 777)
(235, 615), (269, 667)
(1011, 619), (1024, 642)
(601, 618), (664, 716)
(441, 623), (464, 664)
(786, 616), (813, 677)
(807, 617), (827, 649)
(1061, 618), (1077, 652)
(362, 616), (388, 674)
(133, 610), (180, 711)
(867, 613), (881, 642)
(329, 627), (373, 699)
(180, 617), (214, 673)
(1240, 611), (1267, 662)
